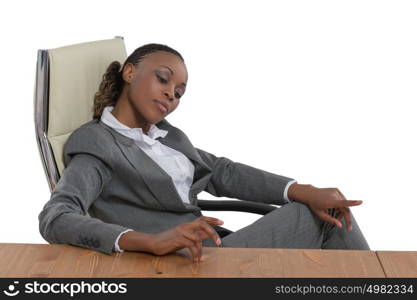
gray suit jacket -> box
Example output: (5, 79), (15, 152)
(38, 118), (294, 254)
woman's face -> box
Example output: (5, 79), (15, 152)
(121, 51), (188, 127)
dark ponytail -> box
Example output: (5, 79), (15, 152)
(93, 61), (123, 118)
(93, 43), (184, 119)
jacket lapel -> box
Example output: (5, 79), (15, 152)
(155, 119), (213, 193)
(157, 119), (212, 186)
(156, 119), (209, 169)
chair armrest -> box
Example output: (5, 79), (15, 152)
(197, 199), (277, 215)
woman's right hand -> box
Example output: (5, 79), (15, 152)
(149, 216), (224, 262)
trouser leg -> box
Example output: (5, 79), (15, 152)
(215, 202), (370, 250)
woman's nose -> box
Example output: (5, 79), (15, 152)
(164, 90), (174, 101)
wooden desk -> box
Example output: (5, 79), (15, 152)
(0, 243), (414, 278)
(377, 251), (417, 278)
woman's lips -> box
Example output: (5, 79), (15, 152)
(154, 100), (168, 113)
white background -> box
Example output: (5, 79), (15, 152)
(0, 0), (416, 251)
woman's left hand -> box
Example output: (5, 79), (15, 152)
(288, 184), (363, 231)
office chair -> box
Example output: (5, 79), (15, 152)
(34, 37), (277, 238)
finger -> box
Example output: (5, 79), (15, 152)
(191, 220), (222, 246)
(187, 245), (200, 263)
(181, 229), (201, 245)
(184, 221), (218, 244)
(199, 216), (224, 226)
(316, 210), (343, 228)
(190, 231), (203, 261)
(197, 230), (209, 240)
(335, 200), (363, 208)
(179, 237), (200, 262)
(181, 230), (203, 261)
(336, 189), (347, 201)
(336, 206), (352, 231)
(195, 238), (203, 261)
(343, 206), (352, 231)
(335, 209), (344, 221)
(336, 190), (355, 231)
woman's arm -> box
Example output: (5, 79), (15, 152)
(195, 148), (295, 205)
(38, 153), (132, 254)
(118, 217), (223, 262)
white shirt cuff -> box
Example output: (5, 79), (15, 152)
(284, 180), (297, 202)
(114, 229), (134, 252)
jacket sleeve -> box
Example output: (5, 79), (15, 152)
(195, 148), (295, 206)
(38, 127), (131, 255)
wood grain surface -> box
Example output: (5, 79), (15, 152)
(376, 251), (417, 278)
(0, 243), (397, 278)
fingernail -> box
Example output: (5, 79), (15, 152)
(216, 238), (221, 245)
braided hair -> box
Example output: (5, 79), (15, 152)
(93, 43), (184, 119)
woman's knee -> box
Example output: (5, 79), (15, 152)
(287, 201), (316, 219)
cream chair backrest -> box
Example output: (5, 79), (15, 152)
(34, 37), (127, 191)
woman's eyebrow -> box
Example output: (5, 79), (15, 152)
(158, 65), (187, 88)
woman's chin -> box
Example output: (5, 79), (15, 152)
(154, 109), (169, 121)
(147, 114), (165, 125)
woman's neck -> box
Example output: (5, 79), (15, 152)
(111, 100), (151, 135)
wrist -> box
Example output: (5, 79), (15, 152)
(118, 231), (154, 253)
(288, 183), (315, 205)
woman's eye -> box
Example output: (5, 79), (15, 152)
(157, 74), (182, 99)
(157, 74), (168, 83)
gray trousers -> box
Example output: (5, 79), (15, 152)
(204, 202), (370, 250)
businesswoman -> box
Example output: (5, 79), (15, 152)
(39, 43), (370, 263)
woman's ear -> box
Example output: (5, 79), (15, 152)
(122, 63), (135, 83)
